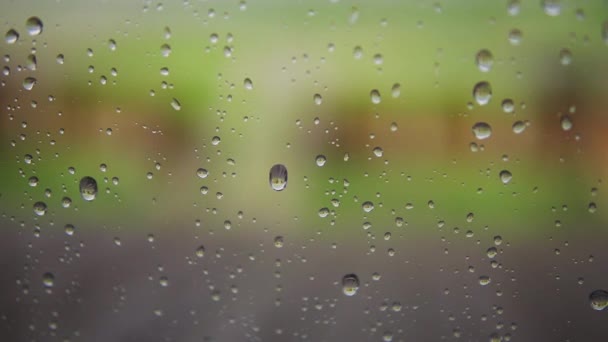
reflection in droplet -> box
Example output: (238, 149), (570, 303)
(79, 176), (98, 201)
(342, 274), (360, 296)
(472, 122), (492, 140)
(269, 164), (288, 191)
(589, 290), (608, 311)
(475, 49), (493, 72)
(473, 81), (492, 105)
(25, 17), (43, 36)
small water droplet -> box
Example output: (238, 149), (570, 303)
(342, 274), (360, 296)
(502, 99), (515, 113)
(274, 236), (284, 248)
(79, 176), (98, 201)
(195, 245), (205, 257)
(475, 49), (494, 72)
(196, 168), (208, 179)
(244, 77), (253, 90)
(561, 115), (573, 131)
(559, 48), (572, 65)
(5, 29), (19, 44)
(391, 83), (401, 98)
(362, 201), (374, 213)
(508, 29), (523, 45)
(478, 275), (491, 286)
(370, 89), (381, 104)
(160, 43), (171, 57)
(269, 164), (288, 191)
(171, 98), (181, 111)
(25, 17), (43, 36)
(108, 38), (117, 51)
(42, 272), (54, 288)
(313, 93), (323, 105)
(473, 81), (492, 105)
(472, 122), (492, 140)
(542, 0), (561, 16)
(507, 0), (521, 15)
(512, 121), (526, 134)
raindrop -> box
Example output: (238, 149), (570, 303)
(313, 93), (323, 105)
(475, 49), (493, 72)
(195, 245), (205, 257)
(472, 122), (492, 140)
(108, 38), (117, 51)
(26, 54), (37, 71)
(211, 136), (221, 145)
(502, 99), (515, 113)
(479, 275), (491, 286)
(473, 81), (492, 105)
(342, 274), (359, 296)
(25, 17), (43, 36)
(274, 236), (284, 248)
(508, 29), (523, 45)
(561, 115), (573, 131)
(79, 176), (98, 201)
(507, 0), (520, 15)
(5, 29), (19, 44)
(160, 43), (171, 57)
(372, 147), (383, 157)
(64, 224), (75, 236)
(197, 168), (209, 179)
(499, 170), (512, 184)
(391, 83), (401, 98)
(559, 48), (572, 65)
(170, 98), (181, 111)
(244, 78), (253, 90)
(589, 290), (608, 311)
(362, 201), (374, 213)
(370, 89), (381, 104)
(33, 201), (47, 216)
(42, 272), (54, 288)
(315, 155), (326, 167)
(318, 207), (330, 218)
(512, 121), (526, 134)
(542, 0), (561, 16)
(269, 164), (288, 191)
(23, 77), (36, 91)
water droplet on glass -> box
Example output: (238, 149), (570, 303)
(244, 78), (253, 90)
(372, 147), (383, 157)
(61, 197), (72, 208)
(318, 207), (330, 218)
(108, 39), (117, 51)
(589, 290), (608, 311)
(211, 136), (221, 145)
(507, 0), (520, 15)
(79, 176), (98, 201)
(391, 83), (401, 98)
(502, 99), (515, 113)
(362, 201), (374, 213)
(472, 122), (492, 140)
(269, 164), (288, 191)
(603, 21), (608, 44)
(160, 43), (171, 57)
(473, 81), (492, 105)
(171, 98), (181, 111)
(342, 274), (359, 296)
(64, 224), (75, 236)
(274, 236), (284, 248)
(23, 77), (36, 91)
(475, 49), (493, 72)
(5, 29), (19, 44)
(42, 272), (54, 287)
(508, 29), (523, 45)
(478, 275), (491, 286)
(195, 245), (205, 257)
(25, 17), (43, 36)
(197, 168), (208, 179)
(542, 0), (561, 16)
(512, 121), (526, 134)
(559, 48), (572, 65)
(313, 93), (323, 105)
(499, 170), (512, 184)
(561, 115), (573, 131)
(315, 155), (326, 167)
(370, 89), (381, 104)
(33, 201), (47, 216)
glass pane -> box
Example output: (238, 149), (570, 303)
(2, 1), (607, 341)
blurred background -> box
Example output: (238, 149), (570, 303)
(1, 0), (608, 341)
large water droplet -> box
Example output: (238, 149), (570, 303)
(473, 81), (492, 105)
(313, 93), (323, 105)
(472, 122), (492, 140)
(25, 17), (43, 36)
(475, 49), (493, 72)
(269, 164), (288, 191)
(342, 274), (360, 296)
(315, 155), (326, 167)
(362, 201), (374, 213)
(590, 290), (608, 311)
(244, 78), (253, 90)
(79, 176), (98, 201)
